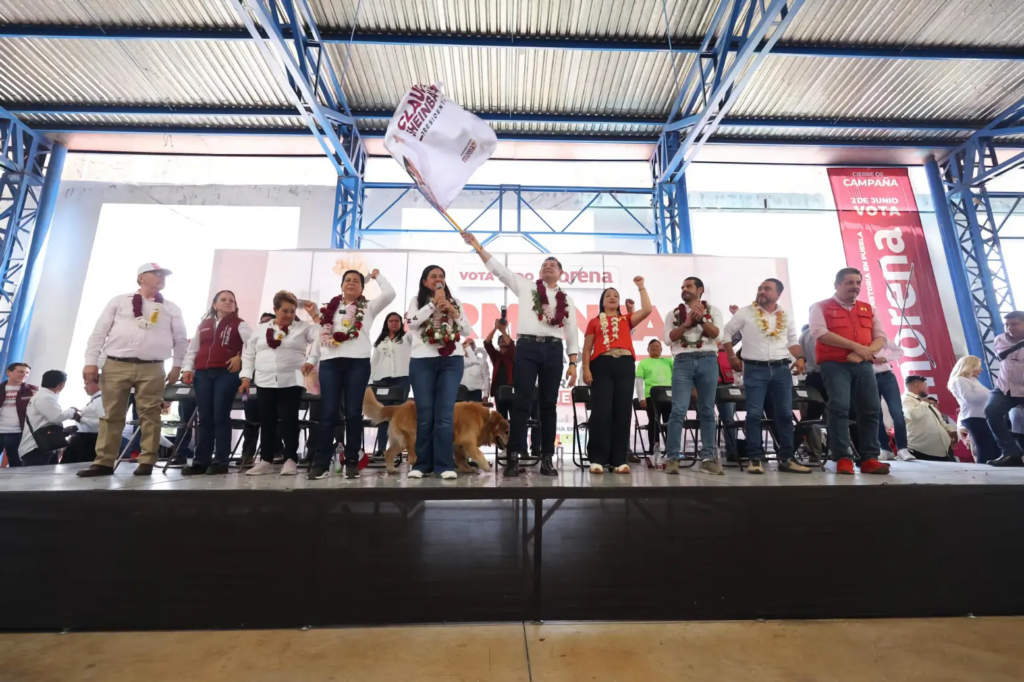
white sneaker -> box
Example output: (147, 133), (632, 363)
(279, 460), (298, 476)
(879, 451), (894, 461)
(440, 470), (457, 480)
(896, 449), (916, 461)
(823, 460), (838, 473)
(246, 460), (275, 476)
(590, 464), (604, 474)
(407, 470), (424, 479)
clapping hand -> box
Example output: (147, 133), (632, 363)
(690, 302), (707, 320)
(729, 304), (739, 315)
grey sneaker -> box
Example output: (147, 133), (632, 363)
(748, 460), (764, 474)
(664, 459), (680, 475)
(700, 459), (724, 476)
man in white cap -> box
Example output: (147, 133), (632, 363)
(77, 263), (188, 477)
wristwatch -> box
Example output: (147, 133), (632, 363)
(568, 361), (577, 366)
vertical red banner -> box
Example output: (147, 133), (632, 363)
(827, 168), (958, 418)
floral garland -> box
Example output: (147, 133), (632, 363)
(598, 312), (622, 349)
(752, 302), (786, 339)
(132, 293), (163, 329)
(420, 300), (462, 357)
(532, 280), (568, 327)
(319, 295), (367, 346)
(266, 323), (289, 349)
(673, 302), (713, 349)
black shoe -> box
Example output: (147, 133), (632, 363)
(344, 464), (360, 479)
(133, 463), (154, 476)
(76, 464), (113, 478)
(167, 454), (188, 467)
(989, 455), (1024, 467)
(240, 453), (255, 469)
(503, 452), (521, 477)
(206, 464), (229, 475)
(181, 464), (208, 476)
(539, 455), (557, 476)
(307, 465), (330, 480)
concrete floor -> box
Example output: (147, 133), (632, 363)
(1, 618), (1022, 682)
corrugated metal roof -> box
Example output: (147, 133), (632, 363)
(0, 0), (238, 28)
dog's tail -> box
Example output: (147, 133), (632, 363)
(363, 387), (401, 425)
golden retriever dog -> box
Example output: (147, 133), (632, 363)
(362, 388), (509, 475)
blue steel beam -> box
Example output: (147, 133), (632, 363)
(4, 24), (1024, 62)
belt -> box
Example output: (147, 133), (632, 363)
(744, 359), (791, 367)
(107, 356), (163, 364)
(518, 335), (562, 344)
(676, 350), (716, 358)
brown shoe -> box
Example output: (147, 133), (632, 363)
(133, 463), (154, 476)
(77, 464), (114, 478)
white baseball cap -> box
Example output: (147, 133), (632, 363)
(137, 262), (172, 277)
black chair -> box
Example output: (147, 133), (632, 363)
(716, 384), (784, 470)
(571, 386), (592, 468)
(365, 382), (410, 468)
(792, 383), (829, 467)
(140, 384), (195, 473)
(456, 385), (470, 403)
(494, 384), (541, 467)
(649, 386), (700, 468)
(632, 398), (648, 458)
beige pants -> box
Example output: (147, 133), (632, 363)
(94, 360), (166, 467)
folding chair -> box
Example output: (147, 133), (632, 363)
(717, 384), (780, 471)
(571, 386), (592, 468)
(365, 382), (410, 469)
(649, 386), (700, 468)
(632, 398), (648, 457)
(793, 383), (827, 467)
(494, 384), (541, 469)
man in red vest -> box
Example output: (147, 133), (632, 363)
(808, 268), (890, 475)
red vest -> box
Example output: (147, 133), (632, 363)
(193, 314), (245, 370)
(815, 298), (875, 364)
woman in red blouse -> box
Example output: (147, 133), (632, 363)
(582, 276), (652, 473)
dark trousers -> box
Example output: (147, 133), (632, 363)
(1, 432), (23, 467)
(984, 390), (1024, 459)
(409, 355), (464, 474)
(315, 357), (372, 468)
(257, 386), (304, 462)
(875, 369), (908, 452)
(962, 416), (1000, 463)
(462, 388), (483, 403)
(645, 398), (670, 454)
(21, 449), (56, 466)
(820, 360), (881, 461)
(193, 368), (241, 465)
(373, 376), (410, 454)
(242, 394), (261, 456)
(62, 433), (99, 464)
(586, 355), (635, 467)
(909, 448), (955, 462)
(510, 338), (563, 456)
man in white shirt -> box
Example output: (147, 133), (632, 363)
(62, 373), (105, 463)
(462, 232), (578, 477)
(460, 338), (490, 402)
(903, 376), (958, 461)
(722, 278), (811, 474)
(77, 263), (188, 477)
(19, 370), (78, 466)
(663, 276), (724, 475)
(0, 362), (36, 467)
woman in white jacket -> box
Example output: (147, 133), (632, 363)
(240, 291), (320, 476)
(370, 312), (411, 455)
(947, 355), (999, 463)
(404, 264), (470, 480)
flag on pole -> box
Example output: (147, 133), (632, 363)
(384, 84), (498, 214)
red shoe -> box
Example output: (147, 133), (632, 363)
(357, 451), (370, 471)
(836, 459), (855, 475)
(859, 459), (890, 475)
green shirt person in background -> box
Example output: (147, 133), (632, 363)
(635, 339), (674, 456)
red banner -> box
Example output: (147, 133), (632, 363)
(827, 168), (958, 420)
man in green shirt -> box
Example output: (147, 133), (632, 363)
(636, 339), (674, 456)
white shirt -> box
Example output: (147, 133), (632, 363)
(872, 339), (904, 374)
(241, 320), (320, 388)
(903, 391), (957, 459)
(799, 327), (818, 372)
(949, 375), (990, 422)
(461, 348), (490, 392)
(663, 302), (724, 355)
(77, 391), (105, 434)
(85, 291), (189, 366)
(405, 296), (471, 359)
(319, 276), (397, 361)
(0, 384), (23, 434)
(19, 388), (77, 455)
(371, 335), (411, 382)
(181, 317), (255, 372)
(722, 304), (798, 362)
(484, 258), (580, 357)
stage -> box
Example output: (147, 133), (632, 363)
(2, 460), (1023, 631)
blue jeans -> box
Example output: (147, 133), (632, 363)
(666, 353), (718, 461)
(962, 416), (1000, 463)
(1, 432), (23, 467)
(743, 363), (796, 462)
(315, 357), (372, 468)
(193, 368), (240, 465)
(875, 370), (908, 451)
(409, 355), (464, 474)
(820, 360), (881, 461)
(984, 390), (1024, 459)
(373, 376), (410, 453)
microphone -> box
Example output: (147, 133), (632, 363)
(435, 282), (445, 290)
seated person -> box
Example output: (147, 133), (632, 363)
(902, 375), (958, 461)
(62, 373), (104, 464)
(18, 370), (78, 466)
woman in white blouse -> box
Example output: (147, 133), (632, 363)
(404, 264), (471, 480)
(947, 355), (999, 463)
(306, 268), (395, 481)
(370, 312), (411, 456)
(240, 290), (320, 476)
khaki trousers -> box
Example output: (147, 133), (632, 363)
(94, 360), (166, 467)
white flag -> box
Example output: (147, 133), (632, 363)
(384, 84), (498, 212)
